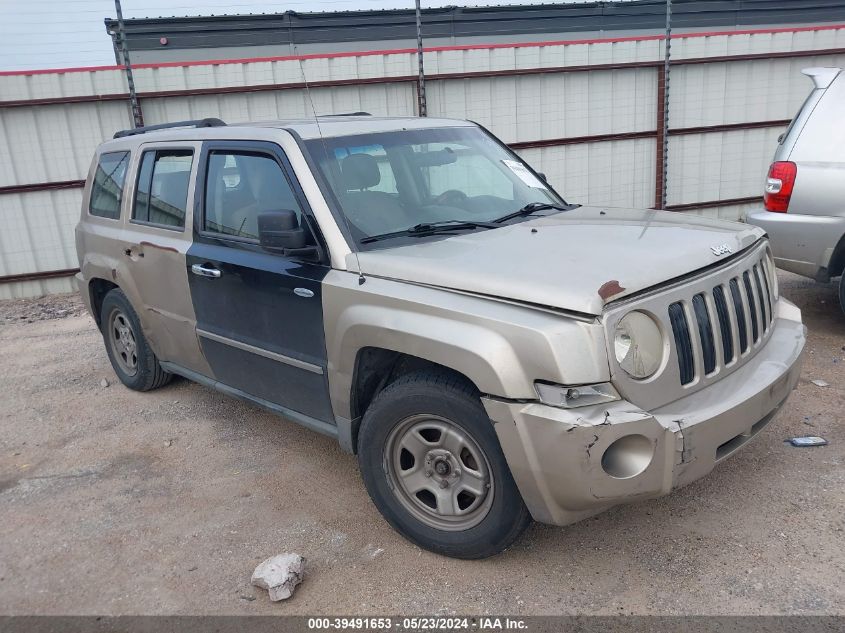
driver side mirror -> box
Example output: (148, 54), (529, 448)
(258, 210), (318, 259)
(537, 172), (548, 183)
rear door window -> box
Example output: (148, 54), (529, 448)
(133, 149), (193, 229)
(89, 151), (130, 219)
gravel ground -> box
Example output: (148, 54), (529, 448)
(0, 272), (843, 615)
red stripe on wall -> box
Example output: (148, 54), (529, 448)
(0, 22), (843, 77)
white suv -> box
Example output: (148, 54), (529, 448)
(748, 67), (845, 313)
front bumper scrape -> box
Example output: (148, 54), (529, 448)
(482, 299), (805, 527)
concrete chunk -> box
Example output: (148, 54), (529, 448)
(251, 553), (305, 601)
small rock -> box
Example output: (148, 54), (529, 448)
(251, 553), (305, 602)
(788, 436), (828, 447)
(164, 439), (172, 447)
(811, 379), (829, 387)
(100, 379), (110, 388)
(239, 594), (256, 602)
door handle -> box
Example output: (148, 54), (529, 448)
(294, 288), (314, 298)
(191, 264), (222, 279)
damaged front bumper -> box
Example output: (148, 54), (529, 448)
(482, 299), (806, 527)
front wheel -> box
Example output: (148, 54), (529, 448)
(357, 370), (531, 559)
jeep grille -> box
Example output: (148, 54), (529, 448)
(668, 253), (775, 386)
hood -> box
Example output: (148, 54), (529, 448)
(351, 206), (765, 316)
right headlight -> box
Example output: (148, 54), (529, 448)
(613, 311), (664, 379)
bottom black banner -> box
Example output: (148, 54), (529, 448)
(0, 616), (842, 633)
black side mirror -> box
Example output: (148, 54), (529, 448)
(537, 172), (548, 182)
(258, 210), (317, 259)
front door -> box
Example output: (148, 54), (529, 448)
(186, 141), (334, 424)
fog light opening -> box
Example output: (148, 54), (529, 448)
(601, 434), (654, 479)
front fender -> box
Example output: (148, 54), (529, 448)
(322, 270), (610, 421)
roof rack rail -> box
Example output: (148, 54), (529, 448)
(319, 112), (372, 117)
(113, 118), (226, 139)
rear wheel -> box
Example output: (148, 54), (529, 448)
(357, 370), (531, 559)
(100, 289), (172, 391)
(839, 274), (845, 315)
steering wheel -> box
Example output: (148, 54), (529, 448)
(433, 189), (468, 207)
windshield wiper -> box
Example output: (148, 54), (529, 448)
(492, 201), (578, 224)
(360, 220), (498, 244)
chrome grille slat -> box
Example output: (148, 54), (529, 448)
(742, 271), (760, 343)
(666, 251), (774, 387)
(758, 262), (774, 326)
(692, 293), (716, 375)
(668, 302), (695, 386)
(712, 285), (734, 364)
(729, 278), (749, 354)
(752, 264), (769, 331)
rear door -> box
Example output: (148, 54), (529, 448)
(119, 141), (211, 376)
(186, 140), (334, 424)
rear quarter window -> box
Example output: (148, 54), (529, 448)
(787, 73), (845, 163)
(779, 90), (818, 146)
(89, 151), (130, 219)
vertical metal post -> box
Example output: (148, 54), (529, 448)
(415, 0), (427, 117)
(114, 0), (144, 128)
(659, 0), (672, 209)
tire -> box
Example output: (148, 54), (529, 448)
(100, 288), (172, 392)
(840, 274), (845, 316)
(357, 370), (531, 559)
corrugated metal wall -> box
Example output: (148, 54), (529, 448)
(2, 24), (845, 299)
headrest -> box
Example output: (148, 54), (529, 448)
(242, 157), (298, 211)
(341, 153), (380, 190)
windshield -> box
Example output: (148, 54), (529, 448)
(303, 126), (569, 248)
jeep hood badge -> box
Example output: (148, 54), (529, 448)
(711, 243), (733, 256)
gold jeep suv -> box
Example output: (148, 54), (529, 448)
(76, 116), (805, 559)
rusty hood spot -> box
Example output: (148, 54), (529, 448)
(598, 280), (625, 301)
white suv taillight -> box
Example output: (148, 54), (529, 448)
(764, 161), (797, 213)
